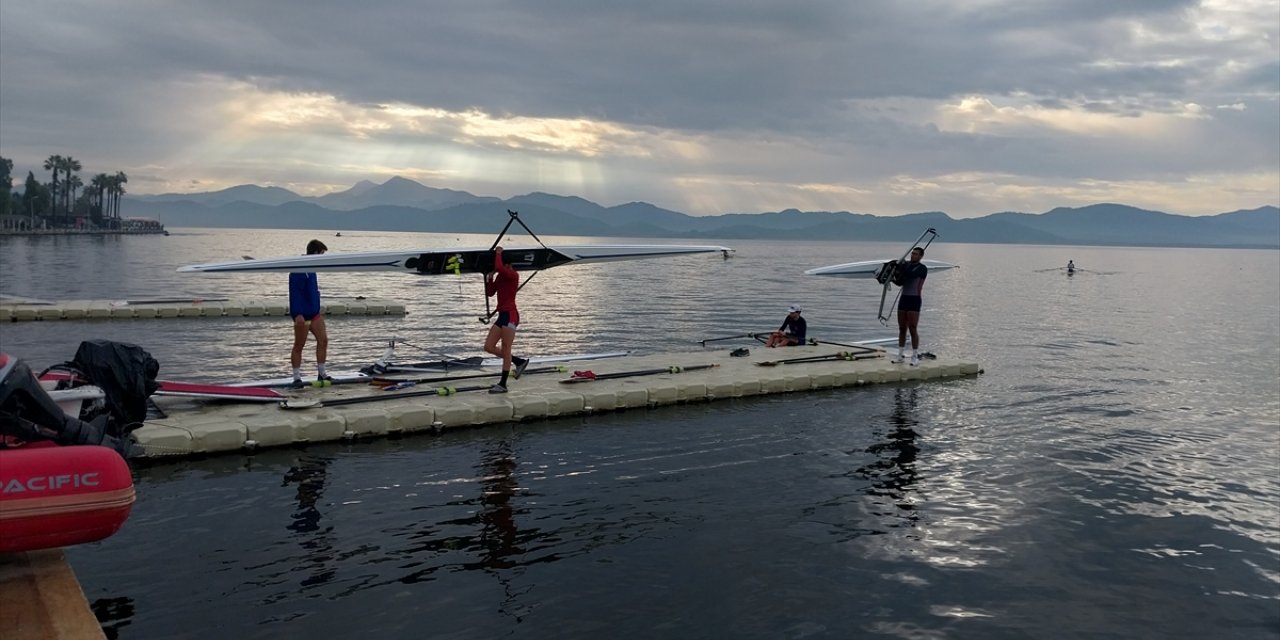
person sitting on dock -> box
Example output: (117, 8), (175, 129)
(288, 240), (331, 388)
(483, 246), (530, 393)
(765, 305), (807, 347)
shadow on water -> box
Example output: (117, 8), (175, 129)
(389, 439), (532, 572)
(283, 455), (337, 587)
(856, 387), (921, 527)
(90, 596), (134, 640)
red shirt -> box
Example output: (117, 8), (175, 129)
(485, 253), (519, 312)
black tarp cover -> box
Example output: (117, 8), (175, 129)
(70, 340), (160, 428)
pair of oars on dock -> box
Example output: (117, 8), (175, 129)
(280, 363), (722, 410)
(700, 333), (886, 366)
(754, 350), (882, 367)
(700, 333), (886, 351)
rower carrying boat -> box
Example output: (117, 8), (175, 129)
(873, 228), (938, 324)
(802, 228), (948, 326)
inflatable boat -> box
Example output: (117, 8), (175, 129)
(0, 442), (135, 553)
(0, 343), (152, 553)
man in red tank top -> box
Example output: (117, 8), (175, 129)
(483, 247), (529, 393)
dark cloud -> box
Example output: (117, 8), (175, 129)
(0, 0), (1275, 216)
(5, 1), (1250, 131)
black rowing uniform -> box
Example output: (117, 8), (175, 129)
(897, 262), (928, 313)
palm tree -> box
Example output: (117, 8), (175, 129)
(67, 174), (83, 225)
(43, 155), (63, 224)
(104, 176), (117, 220)
(111, 171), (128, 222)
(91, 173), (109, 226)
(63, 156), (81, 224)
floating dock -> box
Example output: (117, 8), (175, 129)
(135, 346), (982, 458)
(0, 297), (407, 322)
(0, 550), (105, 640)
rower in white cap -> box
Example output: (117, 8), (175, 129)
(765, 305), (807, 347)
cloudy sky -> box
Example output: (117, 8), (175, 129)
(1, 1), (1276, 217)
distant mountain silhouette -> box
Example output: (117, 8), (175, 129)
(309, 176), (500, 210)
(127, 177), (1280, 249)
(139, 176), (499, 211)
(144, 184), (303, 207)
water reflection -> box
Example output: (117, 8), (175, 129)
(90, 595), (134, 640)
(473, 441), (523, 570)
(281, 455), (337, 587)
(392, 439), (541, 584)
(856, 387), (921, 526)
(384, 439), (536, 622)
(430, 439), (540, 573)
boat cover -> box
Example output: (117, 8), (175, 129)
(0, 339), (155, 457)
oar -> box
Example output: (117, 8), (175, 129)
(804, 339), (882, 354)
(373, 366), (568, 384)
(698, 333), (758, 346)
(560, 364), (718, 384)
(755, 351), (882, 367)
(279, 383), (492, 410)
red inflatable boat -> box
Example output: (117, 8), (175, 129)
(0, 346), (150, 553)
(0, 443), (136, 554)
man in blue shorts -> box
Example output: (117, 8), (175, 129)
(289, 239), (330, 387)
(893, 247), (928, 366)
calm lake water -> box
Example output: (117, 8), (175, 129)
(1, 228), (1278, 639)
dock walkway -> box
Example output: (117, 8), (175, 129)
(1, 297), (407, 322)
(136, 345), (982, 458)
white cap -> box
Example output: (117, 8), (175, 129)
(787, 305), (802, 313)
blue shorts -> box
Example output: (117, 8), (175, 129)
(898, 296), (922, 313)
(494, 310), (520, 330)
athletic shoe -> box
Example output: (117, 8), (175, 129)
(287, 379), (307, 390)
(488, 384), (508, 394)
(513, 358), (529, 380)
(890, 355), (904, 364)
(909, 355), (920, 367)
(312, 375), (334, 388)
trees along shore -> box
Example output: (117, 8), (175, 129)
(0, 154), (156, 234)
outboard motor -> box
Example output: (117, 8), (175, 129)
(0, 352), (139, 456)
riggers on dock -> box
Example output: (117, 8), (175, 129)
(134, 346), (983, 459)
(0, 297), (407, 322)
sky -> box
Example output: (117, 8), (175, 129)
(1, 1), (1277, 218)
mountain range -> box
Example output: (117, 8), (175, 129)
(127, 176), (1280, 248)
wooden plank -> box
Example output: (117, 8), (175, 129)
(0, 549), (105, 640)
